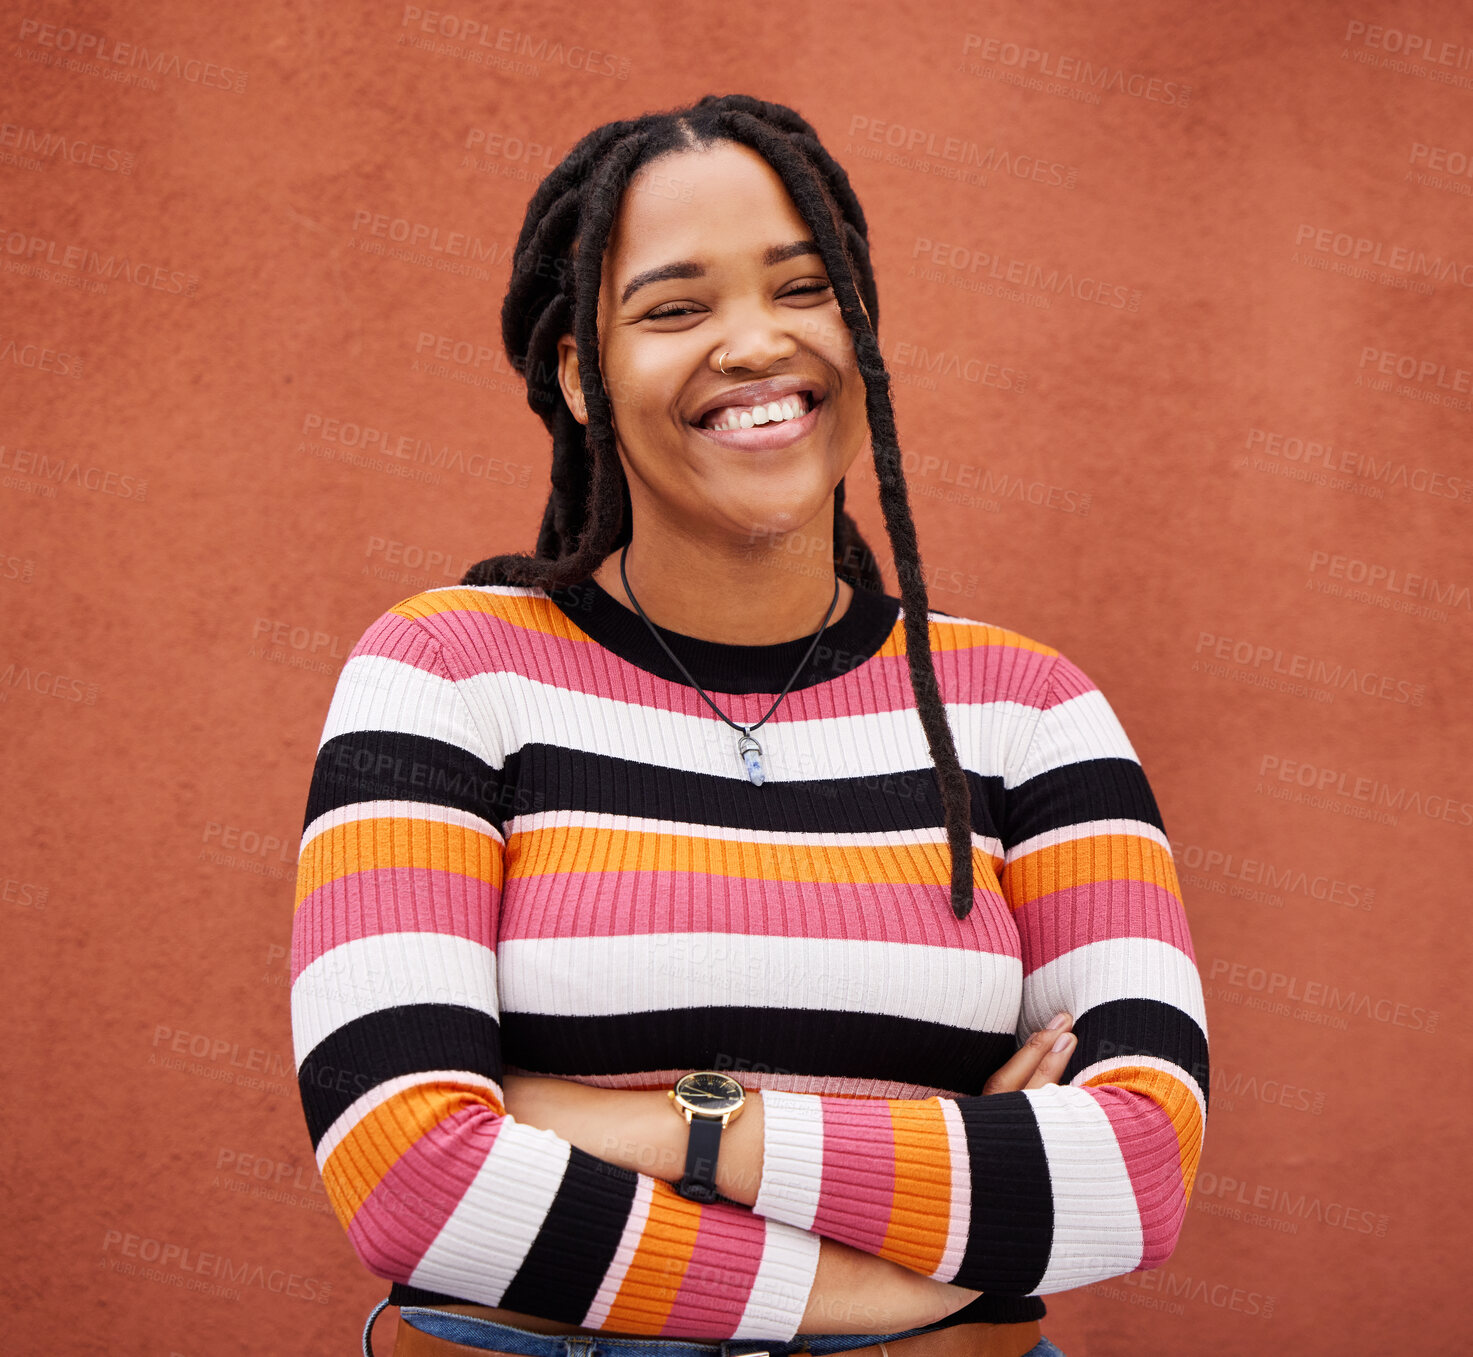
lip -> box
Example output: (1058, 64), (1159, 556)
(689, 376), (828, 426)
(690, 391), (825, 452)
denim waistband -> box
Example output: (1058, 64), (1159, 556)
(363, 1299), (948, 1357)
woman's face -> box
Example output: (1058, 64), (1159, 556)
(557, 141), (871, 552)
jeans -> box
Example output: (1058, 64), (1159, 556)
(361, 1299), (1068, 1357)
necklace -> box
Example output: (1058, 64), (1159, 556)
(617, 542), (842, 786)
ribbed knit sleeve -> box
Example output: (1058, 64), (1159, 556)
(290, 606), (820, 1339)
(752, 650), (1208, 1295)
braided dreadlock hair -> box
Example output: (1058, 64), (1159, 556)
(461, 93), (977, 921)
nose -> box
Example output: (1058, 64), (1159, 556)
(710, 305), (802, 374)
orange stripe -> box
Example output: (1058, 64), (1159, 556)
(603, 1181), (702, 1333)
(1001, 832), (1178, 909)
(901, 618), (1058, 660)
(294, 815), (502, 913)
(321, 1080), (505, 1229)
(510, 823), (1004, 890)
(1082, 1064), (1204, 1191)
(879, 1098), (952, 1276)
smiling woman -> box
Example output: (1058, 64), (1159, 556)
(289, 93), (1205, 1357)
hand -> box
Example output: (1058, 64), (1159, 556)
(982, 1012), (1075, 1094)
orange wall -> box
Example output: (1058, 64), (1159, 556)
(4, 3), (1467, 1352)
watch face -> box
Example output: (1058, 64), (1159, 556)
(676, 1071), (745, 1115)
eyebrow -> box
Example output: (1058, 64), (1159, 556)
(620, 240), (822, 306)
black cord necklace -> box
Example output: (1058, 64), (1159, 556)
(618, 542), (842, 786)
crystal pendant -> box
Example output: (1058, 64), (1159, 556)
(736, 732), (765, 786)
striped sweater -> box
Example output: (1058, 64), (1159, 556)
(290, 575), (1208, 1341)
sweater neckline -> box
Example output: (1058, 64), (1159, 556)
(542, 573), (902, 695)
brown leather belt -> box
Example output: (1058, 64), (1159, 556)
(389, 1315), (1043, 1357)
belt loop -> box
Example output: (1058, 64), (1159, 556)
(362, 1297), (392, 1357)
(565, 1336), (597, 1357)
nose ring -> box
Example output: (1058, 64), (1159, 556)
(719, 351), (729, 375)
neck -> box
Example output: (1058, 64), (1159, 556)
(590, 527), (853, 646)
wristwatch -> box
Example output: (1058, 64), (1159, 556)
(668, 1070), (747, 1203)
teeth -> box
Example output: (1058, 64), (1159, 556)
(705, 394), (809, 432)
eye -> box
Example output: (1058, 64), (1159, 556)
(643, 281), (834, 321)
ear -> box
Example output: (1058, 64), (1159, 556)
(556, 333), (588, 425)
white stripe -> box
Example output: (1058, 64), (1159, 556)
(460, 667), (1036, 784)
(315, 1069), (503, 1166)
(1012, 688), (1140, 785)
(408, 1117), (571, 1303)
(1006, 816), (1171, 864)
(753, 1088), (824, 1232)
(1026, 1085), (1145, 1292)
(515, 808), (1002, 858)
(581, 1175), (653, 1330)
(1073, 1053), (1208, 1124)
(946, 700), (1046, 779)
(299, 798), (504, 855)
(1019, 937), (1207, 1037)
(937, 1097), (972, 1282)
(319, 652), (496, 761)
(291, 933), (498, 1067)
(498, 934), (1021, 1029)
(739, 1217), (823, 1340)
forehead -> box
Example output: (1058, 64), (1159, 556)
(602, 143), (812, 285)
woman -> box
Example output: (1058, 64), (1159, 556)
(290, 94), (1207, 1357)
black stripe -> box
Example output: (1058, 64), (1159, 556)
(1065, 997), (1210, 1113)
(502, 1007), (1017, 1098)
(923, 1294), (1047, 1327)
(303, 730), (518, 835)
(297, 1004), (501, 1147)
(498, 1150), (640, 1322)
(545, 576), (902, 695)
(1004, 755), (1167, 850)
(953, 1091), (1054, 1292)
(505, 744), (1007, 839)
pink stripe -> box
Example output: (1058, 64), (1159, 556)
(1090, 1087), (1187, 1269)
(350, 611), (447, 669)
(577, 1069), (980, 1099)
(345, 1104), (497, 1280)
(1012, 879), (1196, 971)
(812, 1097), (897, 1253)
(293, 867), (498, 980)
(412, 605), (1055, 722)
(1041, 654), (1099, 706)
(499, 868), (1017, 952)
(662, 1207), (766, 1337)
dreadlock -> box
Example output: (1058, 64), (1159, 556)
(461, 93), (977, 921)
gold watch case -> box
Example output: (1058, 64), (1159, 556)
(668, 1069), (747, 1124)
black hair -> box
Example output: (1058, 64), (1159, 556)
(461, 93), (976, 920)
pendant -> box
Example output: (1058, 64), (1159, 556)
(736, 730), (765, 786)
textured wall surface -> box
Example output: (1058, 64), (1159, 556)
(3, 1), (1469, 1352)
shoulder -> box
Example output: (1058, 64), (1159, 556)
(344, 583), (571, 672)
(915, 606), (1133, 755)
(912, 603), (1065, 702)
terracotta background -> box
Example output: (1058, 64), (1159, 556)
(4, 1), (1469, 1352)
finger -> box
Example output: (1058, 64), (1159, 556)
(1025, 1030), (1076, 1089)
(982, 1014), (1073, 1094)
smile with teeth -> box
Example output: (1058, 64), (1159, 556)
(701, 392), (814, 431)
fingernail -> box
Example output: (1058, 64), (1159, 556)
(1046, 1012), (1070, 1030)
(1051, 1032), (1075, 1054)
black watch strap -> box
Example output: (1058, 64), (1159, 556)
(677, 1114), (724, 1202)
